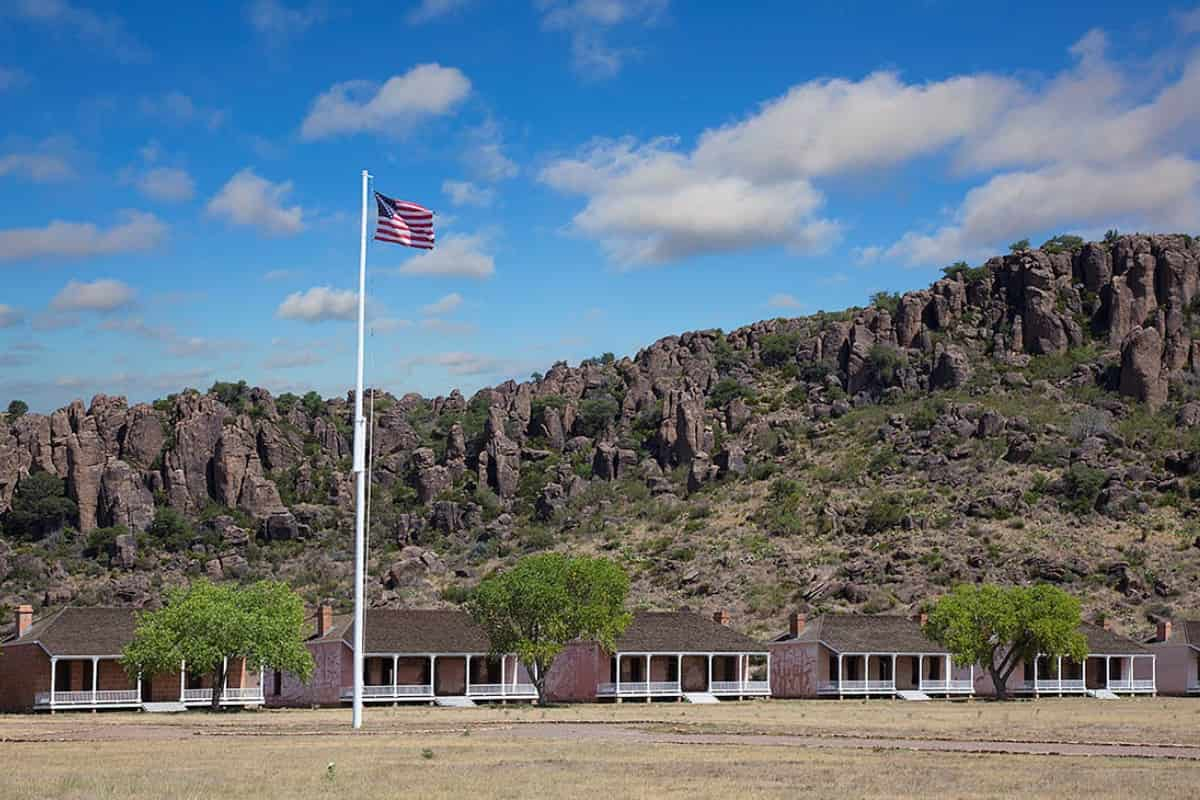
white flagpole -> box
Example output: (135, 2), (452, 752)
(351, 168), (370, 730)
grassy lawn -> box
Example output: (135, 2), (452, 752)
(2, 700), (1200, 798)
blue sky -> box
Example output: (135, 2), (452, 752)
(1, 0), (1198, 411)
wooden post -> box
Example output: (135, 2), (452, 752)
(49, 656), (57, 713)
(91, 656), (99, 710)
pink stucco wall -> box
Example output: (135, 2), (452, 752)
(1152, 645), (1197, 695)
(544, 642), (604, 702)
(769, 641), (822, 698)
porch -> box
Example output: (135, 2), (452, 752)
(340, 653), (537, 703)
(596, 652), (771, 700)
(34, 655), (142, 711)
(179, 657), (265, 707)
(1013, 654), (1156, 696)
(816, 653), (974, 697)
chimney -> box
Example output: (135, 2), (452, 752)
(1157, 620), (1173, 643)
(919, 612), (929, 627)
(712, 609), (730, 626)
(316, 603), (334, 637)
(789, 612), (806, 638)
(15, 604), (33, 637)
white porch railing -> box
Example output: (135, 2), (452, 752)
(35, 689), (140, 706)
(1187, 681), (1200, 693)
(919, 679), (974, 693)
(819, 680), (895, 694)
(182, 687), (264, 703)
(340, 684), (432, 700)
(1032, 679), (1085, 693)
(467, 683), (537, 697)
(710, 680), (770, 694)
(1107, 679), (1155, 692)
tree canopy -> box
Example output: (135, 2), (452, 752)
(6, 400), (28, 420)
(924, 583), (1087, 700)
(468, 553), (631, 705)
(2, 471), (77, 540)
(122, 579), (314, 710)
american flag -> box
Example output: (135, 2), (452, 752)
(374, 191), (434, 250)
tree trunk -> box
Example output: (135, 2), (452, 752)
(210, 661), (227, 712)
(989, 663), (1008, 701)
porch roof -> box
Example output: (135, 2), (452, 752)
(1081, 623), (1149, 654)
(318, 609), (491, 653)
(1, 607), (137, 657)
(613, 612), (765, 653)
(773, 614), (946, 655)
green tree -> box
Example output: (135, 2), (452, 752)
(758, 332), (802, 368)
(3, 472), (77, 540)
(6, 400), (29, 420)
(1040, 234), (1085, 254)
(869, 291), (901, 316)
(576, 393), (620, 437)
(122, 579), (314, 711)
(146, 507), (195, 552)
(924, 583), (1087, 700)
(468, 553), (632, 705)
(1104, 228), (1120, 245)
(301, 391), (324, 417)
(1009, 238), (1031, 253)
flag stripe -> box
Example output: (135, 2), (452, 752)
(373, 190), (435, 251)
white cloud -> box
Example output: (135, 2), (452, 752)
(300, 63), (471, 140)
(768, 293), (803, 309)
(691, 71), (1017, 180)
(407, 0), (472, 24)
(0, 136), (77, 183)
(263, 349), (325, 369)
(370, 317), (412, 333)
(0, 152), (73, 182)
(854, 246), (883, 265)
(427, 351), (507, 376)
(139, 91), (225, 129)
(958, 33), (1200, 172)
(541, 137), (840, 265)
(538, 0), (668, 79)
(442, 180), (494, 207)
(463, 119), (518, 181)
(0, 67), (30, 91)
(421, 292), (463, 315)
(136, 166), (195, 202)
(276, 286), (358, 322)
(0, 211), (167, 263)
(0, 304), (24, 328)
(207, 169), (305, 235)
(50, 279), (136, 312)
(391, 232), (495, 278)
(10, 0), (149, 62)
(246, 0), (324, 42)
(887, 157), (1200, 266)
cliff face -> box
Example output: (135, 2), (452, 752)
(2, 234), (1199, 637)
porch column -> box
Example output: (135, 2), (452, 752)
(392, 655), (399, 698)
(645, 654), (652, 702)
(499, 655), (506, 697)
(706, 654), (712, 692)
(1056, 655), (1063, 696)
(891, 654), (897, 691)
(136, 672), (142, 705)
(259, 666), (264, 700)
(91, 656), (99, 706)
(1127, 656), (1134, 692)
(1151, 654), (1157, 695)
(465, 655), (472, 697)
(615, 653), (621, 701)
(1105, 656), (1110, 690)
(180, 660), (186, 702)
(1033, 656), (1038, 698)
(676, 653), (682, 692)
(969, 664), (974, 694)
(917, 655), (923, 691)
(222, 656), (229, 699)
(766, 652), (772, 696)
(430, 655), (437, 697)
(837, 653), (843, 699)
(49, 656), (57, 711)
(945, 655), (951, 690)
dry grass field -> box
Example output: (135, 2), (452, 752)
(3, 699), (1200, 799)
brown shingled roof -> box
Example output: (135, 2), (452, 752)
(613, 612), (765, 653)
(1081, 623), (1148, 654)
(775, 614), (947, 654)
(2, 607), (138, 656)
(319, 609), (491, 653)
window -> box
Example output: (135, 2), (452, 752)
(273, 670), (282, 696)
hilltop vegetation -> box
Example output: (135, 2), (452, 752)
(3, 233), (1200, 640)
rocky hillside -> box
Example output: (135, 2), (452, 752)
(3, 233), (1200, 640)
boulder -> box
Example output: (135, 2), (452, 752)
(536, 482), (566, 520)
(1119, 327), (1167, 410)
(930, 345), (972, 390)
(97, 459), (154, 532)
(714, 445), (747, 478)
(113, 532), (137, 570)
